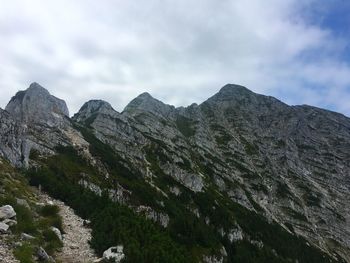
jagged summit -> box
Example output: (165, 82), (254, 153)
(123, 91), (175, 118)
(207, 83), (256, 102)
(219, 83), (252, 94)
(0, 82), (350, 261)
(73, 99), (118, 123)
(137, 92), (153, 99)
(5, 82), (69, 126)
(27, 81), (48, 92)
(78, 99), (115, 114)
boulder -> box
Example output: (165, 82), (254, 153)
(0, 205), (16, 220)
(103, 246), (125, 262)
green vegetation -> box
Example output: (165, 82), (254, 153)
(304, 193), (322, 208)
(28, 165), (189, 263)
(215, 133), (232, 146)
(21, 127), (339, 263)
(241, 136), (259, 155)
(0, 161), (63, 263)
(276, 181), (292, 199)
(14, 243), (35, 263)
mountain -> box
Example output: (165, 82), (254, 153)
(0, 82), (349, 263)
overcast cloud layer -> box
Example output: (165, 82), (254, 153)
(0, 0), (350, 116)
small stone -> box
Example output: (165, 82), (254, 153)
(21, 233), (35, 240)
(37, 247), (54, 262)
(70, 244), (79, 249)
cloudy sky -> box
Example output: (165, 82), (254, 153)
(0, 0), (350, 116)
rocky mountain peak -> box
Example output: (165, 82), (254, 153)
(218, 83), (252, 95)
(5, 82), (69, 127)
(123, 92), (175, 118)
(73, 99), (118, 123)
(207, 84), (255, 103)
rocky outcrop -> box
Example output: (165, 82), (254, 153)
(1, 83), (88, 167)
(73, 84), (350, 260)
(123, 92), (175, 118)
(6, 82), (69, 126)
(0, 109), (24, 166)
(102, 246), (125, 263)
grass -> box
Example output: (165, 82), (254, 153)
(0, 159), (64, 263)
(14, 243), (35, 263)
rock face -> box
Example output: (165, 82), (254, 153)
(5, 82), (69, 126)
(1, 83), (87, 167)
(73, 84), (350, 261)
(0, 109), (24, 166)
(0, 83), (350, 261)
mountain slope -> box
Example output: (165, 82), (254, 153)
(0, 83), (349, 262)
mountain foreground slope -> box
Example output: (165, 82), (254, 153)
(0, 83), (349, 262)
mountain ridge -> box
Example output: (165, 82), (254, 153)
(0, 82), (349, 262)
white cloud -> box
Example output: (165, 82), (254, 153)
(0, 0), (349, 115)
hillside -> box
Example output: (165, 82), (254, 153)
(0, 82), (349, 262)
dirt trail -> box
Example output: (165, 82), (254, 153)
(38, 193), (99, 263)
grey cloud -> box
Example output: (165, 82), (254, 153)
(0, 0), (349, 116)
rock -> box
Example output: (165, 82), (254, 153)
(5, 82), (69, 126)
(123, 92), (175, 118)
(72, 100), (116, 123)
(103, 246), (125, 263)
(0, 109), (24, 167)
(228, 225), (244, 242)
(0, 205), (16, 220)
(83, 219), (91, 226)
(69, 244), (79, 249)
(37, 246), (55, 262)
(135, 206), (170, 227)
(21, 233), (35, 240)
(0, 222), (9, 233)
(2, 219), (17, 226)
(50, 227), (62, 241)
